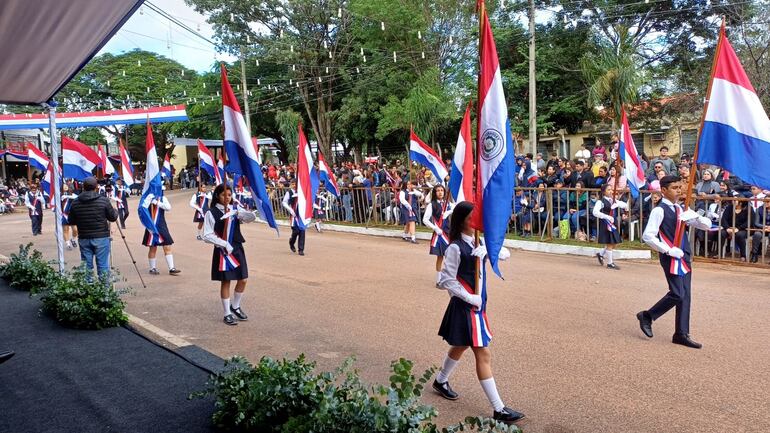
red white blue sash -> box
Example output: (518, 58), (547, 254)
(196, 194), (208, 219)
(458, 270), (492, 348)
(430, 201), (450, 247)
(605, 207), (618, 233)
(659, 206), (690, 276)
(218, 207), (241, 271)
(148, 204), (165, 245)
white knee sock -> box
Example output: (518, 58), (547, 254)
(221, 298), (231, 316)
(411, 234), (416, 241)
(436, 355), (459, 384)
(436, 271), (442, 284)
(599, 247), (606, 256)
(149, 258), (157, 269)
(605, 249), (613, 265)
(165, 254), (175, 269)
(480, 377), (505, 412)
(232, 292), (244, 309)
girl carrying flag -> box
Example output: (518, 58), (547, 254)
(399, 180), (423, 243)
(432, 201), (525, 424)
(189, 183), (212, 240)
(202, 183), (257, 326)
(61, 184), (79, 249)
(141, 187), (181, 275)
(422, 184), (453, 286)
(593, 183), (628, 270)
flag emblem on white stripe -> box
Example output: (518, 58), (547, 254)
(481, 129), (504, 161)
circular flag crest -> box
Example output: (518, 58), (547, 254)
(78, 158), (88, 168)
(481, 128), (504, 161)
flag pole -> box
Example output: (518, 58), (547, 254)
(473, 0), (486, 296)
(675, 18), (726, 246)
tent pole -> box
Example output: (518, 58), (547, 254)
(45, 101), (66, 274)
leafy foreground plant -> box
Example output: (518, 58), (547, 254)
(193, 355), (520, 433)
(38, 266), (129, 330)
(0, 243), (58, 292)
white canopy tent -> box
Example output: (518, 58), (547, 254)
(0, 0), (145, 272)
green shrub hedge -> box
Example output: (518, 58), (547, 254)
(194, 355), (520, 433)
(0, 243), (58, 292)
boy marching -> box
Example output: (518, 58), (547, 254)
(24, 183), (44, 236)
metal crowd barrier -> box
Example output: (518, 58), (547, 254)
(263, 185), (770, 267)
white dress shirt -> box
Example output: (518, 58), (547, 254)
(642, 198), (712, 254)
(422, 200), (453, 231)
(438, 233), (482, 307)
(202, 203), (257, 250)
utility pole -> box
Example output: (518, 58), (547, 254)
(528, 0), (537, 157)
(240, 47), (251, 133)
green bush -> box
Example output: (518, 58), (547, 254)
(194, 355), (520, 433)
(0, 243), (58, 292)
(38, 266), (129, 330)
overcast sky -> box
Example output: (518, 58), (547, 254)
(98, 0), (235, 72)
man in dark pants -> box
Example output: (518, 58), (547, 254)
(638, 176), (713, 349)
(281, 180), (306, 256)
(68, 177), (118, 279)
(24, 182), (45, 235)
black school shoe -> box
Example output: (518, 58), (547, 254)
(432, 380), (459, 400)
(169, 268), (181, 275)
(596, 252), (604, 265)
(606, 263), (620, 270)
(493, 407), (525, 423)
(223, 314), (238, 326)
(230, 306), (248, 321)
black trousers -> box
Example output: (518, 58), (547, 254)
(734, 230), (764, 257)
(648, 271), (692, 335)
(30, 214), (42, 235)
(118, 208), (129, 229)
(290, 227), (306, 252)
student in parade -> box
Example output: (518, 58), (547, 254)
(422, 184), (453, 286)
(112, 178), (130, 229)
(24, 182), (44, 236)
(593, 183), (628, 270)
(313, 185), (329, 233)
(432, 201), (524, 424)
(141, 186), (181, 275)
(399, 180), (424, 243)
(202, 183), (257, 326)
(60, 183), (79, 249)
(637, 176), (713, 349)
(190, 183), (212, 240)
(282, 179), (306, 256)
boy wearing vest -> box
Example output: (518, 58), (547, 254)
(190, 183), (212, 240)
(202, 184), (257, 326)
(432, 201), (525, 424)
(592, 183), (628, 270)
(112, 179), (130, 229)
(422, 184), (454, 286)
(24, 183), (44, 236)
(282, 180), (306, 256)
(638, 176), (712, 349)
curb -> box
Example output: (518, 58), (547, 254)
(126, 313), (192, 348)
(257, 219), (651, 260)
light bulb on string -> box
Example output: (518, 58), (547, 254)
(203, 82), (206, 89)
(323, 40), (328, 49)
(290, 45), (294, 53)
(292, 64), (296, 71)
(421, 51), (425, 59)
(356, 67), (360, 73)
(107, 80), (110, 87)
(181, 69), (185, 76)
(449, 35), (453, 44)
(363, 55), (367, 63)
(122, 70), (126, 77)
(418, 31), (422, 39)
(246, 34), (250, 44)
(255, 59), (260, 66)
(183, 90), (186, 96)
(381, 21), (385, 31)
(146, 86), (150, 93)
(296, 82), (299, 88)
(338, 7), (342, 18)
(230, 13), (234, 22)
(88, 89), (92, 95)
(326, 66), (329, 73)
(236, 84), (240, 90)
(217, 91), (220, 96)
(289, 79), (293, 85)
(280, 29), (284, 38)
(137, 60), (141, 67)
(318, 77), (322, 82)
(328, 51), (332, 59)
(393, 51), (397, 62)
(360, 47), (364, 55)
(257, 78), (261, 85)
(164, 77), (168, 84)
(210, 96), (214, 101)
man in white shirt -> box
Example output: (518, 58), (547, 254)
(637, 176), (712, 349)
(574, 143), (590, 162)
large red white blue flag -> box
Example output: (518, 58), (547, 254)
(317, 150), (339, 197)
(409, 129), (448, 184)
(139, 119), (164, 235)
(473, 2), (516, 278)
(97, 143), (117, 180)
(698, 24), (770, 190)
(161, 153), (172, 179)
(62, 136), (100, 181)
(448, 102), (473, 203)
(618, 109), (646, 197)
(27, 143), (49, 172)
(197, 139), (218, 183)
(220, 64), (277, 231)
(119, 142), (135, 187)
(295, 124), (318, 229)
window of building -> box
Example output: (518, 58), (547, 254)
(681, 129), (698, 156)
(631, 133), (645, 155)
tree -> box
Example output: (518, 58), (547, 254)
(275, 109), (301, 162)
(579, 25), (645, 126)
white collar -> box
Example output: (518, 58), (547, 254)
(461, 233), (474, 247)
(661, 198), (676, 206)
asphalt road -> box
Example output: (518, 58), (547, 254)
(2, 189), (768, 433)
